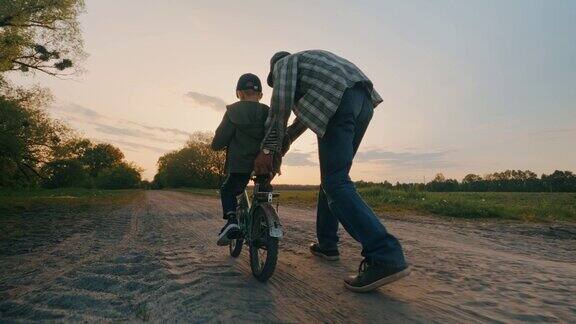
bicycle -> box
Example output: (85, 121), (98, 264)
(229, 176), (283, 282)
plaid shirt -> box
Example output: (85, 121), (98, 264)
(262, 50), (383, 152)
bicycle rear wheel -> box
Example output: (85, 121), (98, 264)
(249, 207), (278, 282)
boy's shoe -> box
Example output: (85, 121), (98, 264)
(217, 217), (240, 246)
(344, 259), (411, 293)
(309, 243), (340, 261)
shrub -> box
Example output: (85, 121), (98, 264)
(41, 159), (91, 188)
(95, 162), (142, 189)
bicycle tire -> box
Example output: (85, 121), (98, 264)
(230, 195), (248, 258)
(249, 207), (278, 282)
(229, 237), (243, 257)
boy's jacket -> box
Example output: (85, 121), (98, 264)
(211, 101), (269, 173)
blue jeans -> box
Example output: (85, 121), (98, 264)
(316, 85), (407, 267)
(220, 173), (251, 219)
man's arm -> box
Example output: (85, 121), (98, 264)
(281, 117), (307, 155)
(286, 117), (307, 142)
(261, 56), (298, 153)
(211, 111), (235, 151)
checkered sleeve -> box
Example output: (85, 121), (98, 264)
(285, 117), (307, 143)
(261, 56), (298, 152)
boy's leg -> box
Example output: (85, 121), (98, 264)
(220, 173), (251, 219)
(220, 174), (235, 219)
(217, 173), (250, 245)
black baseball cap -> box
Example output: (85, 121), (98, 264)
(236, 73), (262, 92)
(267, 51), (291, 87)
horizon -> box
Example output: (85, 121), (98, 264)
(7, 0), (576, 184)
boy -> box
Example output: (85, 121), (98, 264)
(211, 73), (269, 246)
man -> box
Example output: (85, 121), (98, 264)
(254, 50), (410, 293)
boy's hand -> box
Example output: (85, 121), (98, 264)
(254, 150), (274, 175)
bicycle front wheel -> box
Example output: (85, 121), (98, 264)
(229, 237), (243, 257)
(249, 206), (278, 282)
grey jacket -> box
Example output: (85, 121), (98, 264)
(211, 101), (269, 173)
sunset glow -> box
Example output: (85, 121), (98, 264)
(8, 0), (576, 184)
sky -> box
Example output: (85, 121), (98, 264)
(8, 0), (576, 184)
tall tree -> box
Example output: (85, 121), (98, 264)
(82, 143), (124, 177)
(52, 137), (92, 160)
(0, 95), (69, 186)
(0, 0), (86, 77)
(462, 174), (482, 183)
(95, 162), (142, 189)
(154, 132), (225, 189)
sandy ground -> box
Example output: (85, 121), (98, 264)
(1, 191), (575, 323)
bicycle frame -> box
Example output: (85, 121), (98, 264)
(236, 180), (283, 242)
(237, 189), (252, 240)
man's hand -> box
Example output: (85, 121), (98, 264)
(254, 150), (274, 175)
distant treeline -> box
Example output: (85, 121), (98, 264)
(152, 133), (575, 193)
(357, 170), (576, 193)
(1, 95), (142, 190)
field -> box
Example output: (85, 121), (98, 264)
(8, 187), (572, 223)
(284, 188), (576, 222)
(0, 188), (140, 210)
(176, 187), (576, 223)
(0, 189), (141, 242)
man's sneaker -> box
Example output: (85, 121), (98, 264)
(217, 217), (240, 246)
(344, 259), (411, 293)
(309, 243), (340, 261)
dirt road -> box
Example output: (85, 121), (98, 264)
(1, 191), (575, 322)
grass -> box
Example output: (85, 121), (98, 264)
(173, 186), (576, 223)
(363, 189), (576, 222)
(0, 188), (141, 242)
(0, 188), (140, 213)
(279, 188), (576, 222)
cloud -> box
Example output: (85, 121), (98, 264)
(184, 91), (227, 111)
(283, 151), (317, 166)
(110, 139), (169, 154)
(48, 101), (191, 153)
(282, 148), (455, 169)
(528, 127), (576, 142)
(94, 123), (157, 138)
(355, 149), (455, 169)
(126, 121), (193, 137)
(52, 102), (103, 119)
(50, 102), (192, 141)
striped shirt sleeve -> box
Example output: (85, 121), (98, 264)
(262, 56), (298, 152)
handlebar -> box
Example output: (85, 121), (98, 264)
(252, 175), (273, 193)
(251, 175), (277, 202)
